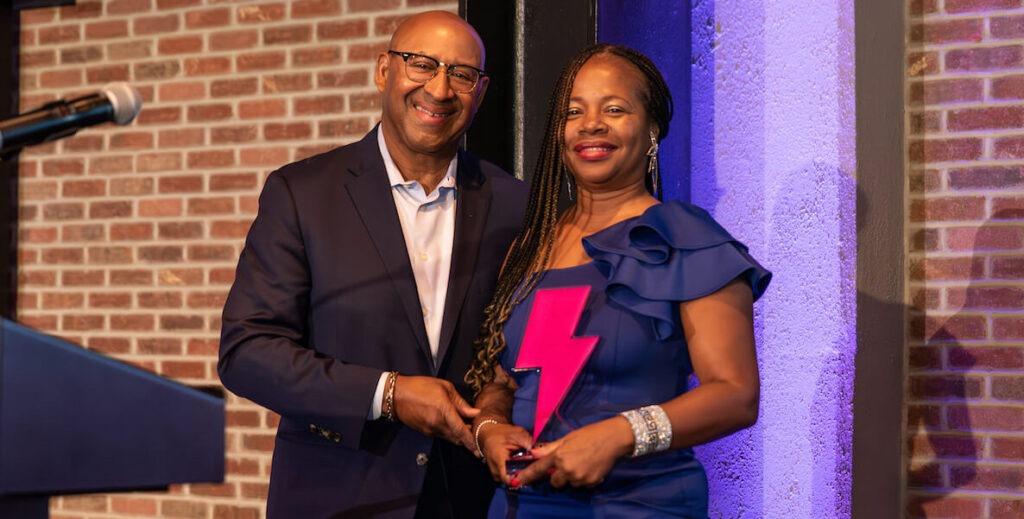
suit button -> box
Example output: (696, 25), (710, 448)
(331, 432), (341, 443)
(416, 452), (429, 466)
(308, 424), (317, 432)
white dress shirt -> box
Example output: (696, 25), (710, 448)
(369, 126), (458, 420)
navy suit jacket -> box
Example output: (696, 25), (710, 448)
(219, 129), (527, 518)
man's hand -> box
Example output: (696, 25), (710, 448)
(392, 375), (480, 450)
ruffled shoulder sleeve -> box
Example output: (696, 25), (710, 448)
(582, 201), (772, 340)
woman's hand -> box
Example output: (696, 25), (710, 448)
(477, 421), (533, 483)
(511, 416), (634, 488)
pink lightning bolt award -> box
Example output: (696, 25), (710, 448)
(514, 286), (599, 443)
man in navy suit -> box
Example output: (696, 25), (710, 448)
(219, 11), (527, 518)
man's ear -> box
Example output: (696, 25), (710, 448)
(374, 53), (390, 93)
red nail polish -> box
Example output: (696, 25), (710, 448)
(510, 477), (520, 488)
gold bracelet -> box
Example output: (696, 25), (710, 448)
(382, 371), (398, 422)
(473, 418), (500, 458)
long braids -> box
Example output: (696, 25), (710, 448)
(466, 44), (674, 393)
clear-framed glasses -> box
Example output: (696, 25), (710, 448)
(387, 50), (487, 94)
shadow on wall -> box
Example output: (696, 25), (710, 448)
(903, 211), (1024, 517)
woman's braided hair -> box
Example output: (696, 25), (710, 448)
(466, 43), (673, 393)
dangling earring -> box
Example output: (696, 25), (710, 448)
(564, 170), (575, 201)
(646, 130), (661, 199)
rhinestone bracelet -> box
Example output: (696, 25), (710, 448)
(620, 404), (672, 457)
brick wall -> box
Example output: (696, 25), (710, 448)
(907, 0), (1024, 517)
(16, 1), (455, 517)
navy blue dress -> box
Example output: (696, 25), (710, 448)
(489, 201), (771, 518)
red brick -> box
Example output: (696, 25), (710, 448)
(136, 151), (183, 174)
(42, 293), (84, 309)
(906, 496), (984, 518)
(210, 268), (236, 285)
(139, 245), (184, 262)
(237, 51), (287, 72)
(909, 375), (983, 399)
(992, 375), (1024, 400)
(261, 74), (312, 94)
(58, 1), (102, 20)
(158, 222), (203, 239)
(110, 496), (158, 516)
(110, 132), (155, 150)
(62, 224), (105, 242)
(947, 45), (1023, 71)
(947, 225), (1024, 250)
(185, 8), (230, 29)
(242, 433), (275, 452)
(908, 257), (984, 280)
(910, 229), (937, 252)
(189, 245), (235, 261)
(211, 78), (259, 98)
(20, 8), (56, 25)
(87, 337), (131, 355)
(240, 148), (289, 167)
(137, 107), (182, 125)
(992, 498), (1024, 519)
(63, 314), (104, 331)
(908, 169), (941, 193)
(22, 50), (56, 68)
(296, 144), (336, 161)
(159, 175), (204, 193)
(129, 336), (175, 355)
(159, 129), (205, 148)
(909, 139), (982, 163)
(40, 69), (83, 88)
(946, 0), (1022, 13)
(188, 104), (233, 123)
(911, 314), (987, 341)
(110, 222), (153, 240)
(59, 494), (106, 511)
(210, 29), (259, 51)
(318, 70), (368, 88)
(89, 201), (133, 219)
(110, 314), (154, 331)
(320, 118), (372, 138)
(910, 197), (986, 222)
(64, 135), (104, 153)
(992, 256), (1024, 279)
(348, 42), (388, 62)
(20, 270), (56, 286)
(187, 150), (235, 169)
(950, 463), (1024, 490)
(237, 3), (286, 23)
(293, 46), (342, 67)
(909, 79), (983, 106)
(135, 14), (181, 35)
(87, 64), (132, 84)
(265, 122), (312, 141)
(226, 456), (260, 476)
(948, 405), (1024, 432)
(61, 46), (103, 64)
(950, 106), (1024, 131)
(949, 167), (1023, 190)
(211, 220), (253, 238)
(134, 60), (181, 80)
(319, 20), (368, 40)
(962, 285), (1024, 310)
(41, 248), (85, 264)
(159, 268), (204, 286)
(88, 246), (132, 264)
(108, 41), (152, 61)
(910, 112), (938, 136)
(157, 0), (200, 7)
(190, 482), (235, 497)
(160, 315), (205, 331)
(107, 0), (151, 15)
(184, 57), (232, 76)
(62, 180), (106, 198)
(138, 291), (183, 309)
(160, 499), (207, 518)
(19, 315), (57, 330)
(210, 174), (258, 192)
(20, 227), (57, 243)
(239, 99), (286, 119)
(909, 19), (983, 44)
(292, 0), (342, 17)
(139, 199), (183, 217)
(42, 202), (84, 220)
(188, 197), (235, 216)
(294, 96), (345, 115)
(211, 126), (258, 144)
(110, 269), (153, 285)
(158, 35), (203, 55)
(85, 20), (128, 39)
(992, 196), (1024, 218)
(348, 0), (398, 11)
(264, 25), (312, 45)
(187, 338), (219, 356)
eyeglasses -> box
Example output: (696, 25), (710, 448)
(387, 50), (487, 94)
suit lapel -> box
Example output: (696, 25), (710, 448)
(344, 132), (432, 365)
(435, 153), (491, 368)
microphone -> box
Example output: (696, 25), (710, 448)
(0, 82), (143, 154)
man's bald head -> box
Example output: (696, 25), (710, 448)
(389, 10), (486, 69)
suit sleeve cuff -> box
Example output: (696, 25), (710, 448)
(367, 371), (389, 420)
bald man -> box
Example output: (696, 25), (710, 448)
(219, 11), (527, 518)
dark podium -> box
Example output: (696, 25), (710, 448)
(0, 319), (225, 518)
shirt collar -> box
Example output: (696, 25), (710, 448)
(377, 124), (458, 191)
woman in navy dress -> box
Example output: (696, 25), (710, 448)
(466, 44), (771, 518)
